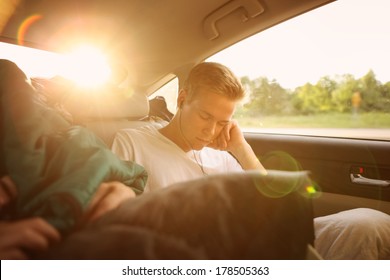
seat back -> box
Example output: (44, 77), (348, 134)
(61, 86), (166, 147)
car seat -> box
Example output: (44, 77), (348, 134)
(48, 82), (167, 147)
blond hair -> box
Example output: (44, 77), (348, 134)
(183, 62), (245, 101)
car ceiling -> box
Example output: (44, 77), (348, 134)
(0, 0), (333, 95)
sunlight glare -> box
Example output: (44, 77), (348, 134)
(59, 45), (111, 88)
(0, 42), (62, 77)
(0, 42), (112, 88)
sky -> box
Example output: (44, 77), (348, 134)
(1, 0), (389, 89)
(209, 0), (390, 89)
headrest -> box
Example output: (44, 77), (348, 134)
(62, 89), (149, 121)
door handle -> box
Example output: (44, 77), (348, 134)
(350, 173), (390, 187)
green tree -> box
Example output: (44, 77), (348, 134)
(239, 71), (389, 116)
(331, 74), (359, 113)
(292, 80), (333, 115)
(317, 76), (337, 112)
(379, 82), (390, 112)
(359, 70), (382, 112)
(243, 77), (291, 116)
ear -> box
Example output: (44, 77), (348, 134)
(177, 89), (187, 109)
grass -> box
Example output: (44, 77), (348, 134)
(235, 112), (390, 128)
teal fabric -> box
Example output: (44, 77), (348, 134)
(0, 59), (147, 233)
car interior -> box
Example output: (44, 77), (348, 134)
(1, 0), (390, 260)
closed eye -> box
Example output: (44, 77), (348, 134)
(218, 121), (230, 127)
(199, 112), (212, 120)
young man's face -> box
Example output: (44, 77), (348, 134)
(178, 89), (236, 150)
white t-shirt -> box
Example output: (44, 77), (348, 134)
(111, 125), (243, 192)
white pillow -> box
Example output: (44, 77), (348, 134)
(314, 208), (390, 259)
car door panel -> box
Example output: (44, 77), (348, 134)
(245, 133), (390, 216)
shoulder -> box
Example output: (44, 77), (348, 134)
(116, 123), (160, 139)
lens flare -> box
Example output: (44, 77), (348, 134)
(260, 150), (302, 172)
(253, 151), (320, 198)
(17, 14), (43, 46)
(306, 185), (317, 194)
(253, 173), (301, 198)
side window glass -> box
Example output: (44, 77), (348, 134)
(149, 77), (179, 114)
(207, 0), (390, 140)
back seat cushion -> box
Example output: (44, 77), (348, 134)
(63, 87), (149, 121)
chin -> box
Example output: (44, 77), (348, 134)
(192, 143), (206, 151)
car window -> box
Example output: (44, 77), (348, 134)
(0, 42), (61, 78)
(149, 77), (179, 114)
(207, 0), (390, 141)
(0, 43), (114, 88)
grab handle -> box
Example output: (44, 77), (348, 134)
(203, 0), (265, 40)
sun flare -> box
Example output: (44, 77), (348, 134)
(59, 45), (112, 88)
(1, 42), (113, 88)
